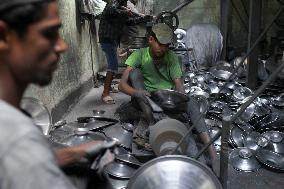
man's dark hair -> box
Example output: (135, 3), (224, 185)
(0, 2), (50, 37)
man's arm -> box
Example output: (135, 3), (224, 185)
(118, 66), (136, 96)
(54, 141), (117, 166)
(173, 78), (185, 93)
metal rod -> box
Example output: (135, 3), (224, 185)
(220, 118), (232, 189)
(171, 0), (194, 14)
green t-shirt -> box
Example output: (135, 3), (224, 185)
(125, 47), (183, 92)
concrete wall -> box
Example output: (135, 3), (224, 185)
(153, 0), (220, 30)
(24, 0), (106, 122)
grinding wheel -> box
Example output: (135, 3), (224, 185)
(149, 118), (188, 156)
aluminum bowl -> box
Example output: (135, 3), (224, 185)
(61, 128), (106, 146)
(232, 87), (253, 102)
(255, 148), (284, 171)
(126, 155), (222, 189)
(150, 90), (189, 113)
(262, 131), (284, 154)
(211, 69), (232, 80)
(20, 97), (51, 135)
(229, 147), (261, 172)
(103, 123), (133, 150)
(230, 126), (244, 148)
(104, 160), (136, 179)
(116, 154), (142, 167)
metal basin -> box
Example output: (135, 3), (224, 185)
(20, 97), (51, 135)
(262, 131), (284, 154)
(230, 126), (244, 148)
(126, 155), (222, 189)
(104, 123), (133, 150)
(211, 69), (232, 80)
(229, 147), (261, 172)
(255, 149), (284, 171)
(150, 90), (189, 113)
(104, 160), (136, 179)
(237, 97), (256, 122)
(233, 87), (253, 102)
(60, 128), (106, 146)
(272, 93), (284, 107)
(116, 154), (142, 167)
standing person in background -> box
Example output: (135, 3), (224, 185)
(99, 0), (151, 104)
(0, 1), (116, 188)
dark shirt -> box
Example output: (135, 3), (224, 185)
(98, 0), (146, 45)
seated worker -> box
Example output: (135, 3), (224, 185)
(118, 23), (216, 162)
(0, 1), (115, 189)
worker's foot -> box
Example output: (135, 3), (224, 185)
(102, 95), (115, 104)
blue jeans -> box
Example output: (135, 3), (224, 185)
(100, 43), (118, 73)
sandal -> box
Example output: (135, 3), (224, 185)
(102, 95), (115, 104)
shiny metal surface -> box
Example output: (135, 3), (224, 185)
(49, 121), (84, 143)
(272, 93), (284, 107)
(229, 147), (261, 172)
(149, 119), (188, 156)
(150, 90), (189, 112)
(126, 155), (222, 189)
(189, 88), (210, 99)
(121, 123), (135, 132)
(238, 97), (256, 122)
(20, 97), (51, 135)
(230, 126), (244, 147)
(93, 109), (105, 116)
(104, 161), (136, 179)
(224, 81), (242, 90)
(116, 154), (142, 167)
(107, 176), (129, 189)
(61, 128), (106, 146)
(262, 131), (284, 154)
(232, 87), (253, 102)
(211, 70), (232, 80)
(255, 149), (284, 171)
(104, 123), (133, 150)
(209, 127), (221, 150)
(243, 131), (262, 151)
(78, 117), (118, 131)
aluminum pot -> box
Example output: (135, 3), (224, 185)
(103, 123), (133, 150)
(150, 90), (189, 113)
(20, 97), (51, 135)
(126, 155), (222, 189)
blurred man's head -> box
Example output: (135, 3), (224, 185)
(148, 23), (173, 59)
(0, 0), (67, 86)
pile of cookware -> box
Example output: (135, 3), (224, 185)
(183, 59), (284, 173)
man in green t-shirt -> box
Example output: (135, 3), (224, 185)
(118, 23), (216, 162)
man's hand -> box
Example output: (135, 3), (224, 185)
(133, 90), (151, 104)
(85, 140), (117, 159)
